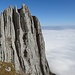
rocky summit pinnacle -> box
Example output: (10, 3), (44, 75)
(0, 4), (55, 75)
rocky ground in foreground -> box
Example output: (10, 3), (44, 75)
(0, 61), (26, 75)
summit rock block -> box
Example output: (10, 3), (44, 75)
(0, 4), (55, 75)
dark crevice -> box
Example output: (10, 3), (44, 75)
(20, 56), (26, 72)
(18, 8), (22, 13)
(28, 58), (31, 65)
(11, 45), (15, 64)
(3, 50), (5, 62)
(31, 24), (33, 34)
(3, 11), (7, 31)
(35, 65), (38, 75)
(0, 42), (1, 46)
(30, 16), (34, 34)
(24, 49), (27, 57)
(0, 34), (2, 38)
(23, 33), (28, 45)
(46, 59), (53, 75)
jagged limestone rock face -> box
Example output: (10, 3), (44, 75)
(0, 4), (54, 75)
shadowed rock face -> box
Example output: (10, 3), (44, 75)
(0, 4), (55, 75)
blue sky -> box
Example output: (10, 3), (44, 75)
(0, 0), (75, 26)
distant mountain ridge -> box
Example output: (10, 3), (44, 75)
(42, 25), (75, 30)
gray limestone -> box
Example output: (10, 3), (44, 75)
(0, 4), (55, 75)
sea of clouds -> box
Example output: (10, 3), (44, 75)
(42, 29), (75, 75)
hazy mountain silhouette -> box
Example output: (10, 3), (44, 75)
(42, 25), (75, 30)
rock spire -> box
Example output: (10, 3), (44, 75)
(0, 4), (55, 75)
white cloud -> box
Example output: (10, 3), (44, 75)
(43, 29), (75, 75)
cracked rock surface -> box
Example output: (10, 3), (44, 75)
(0, 4), (55, 75)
